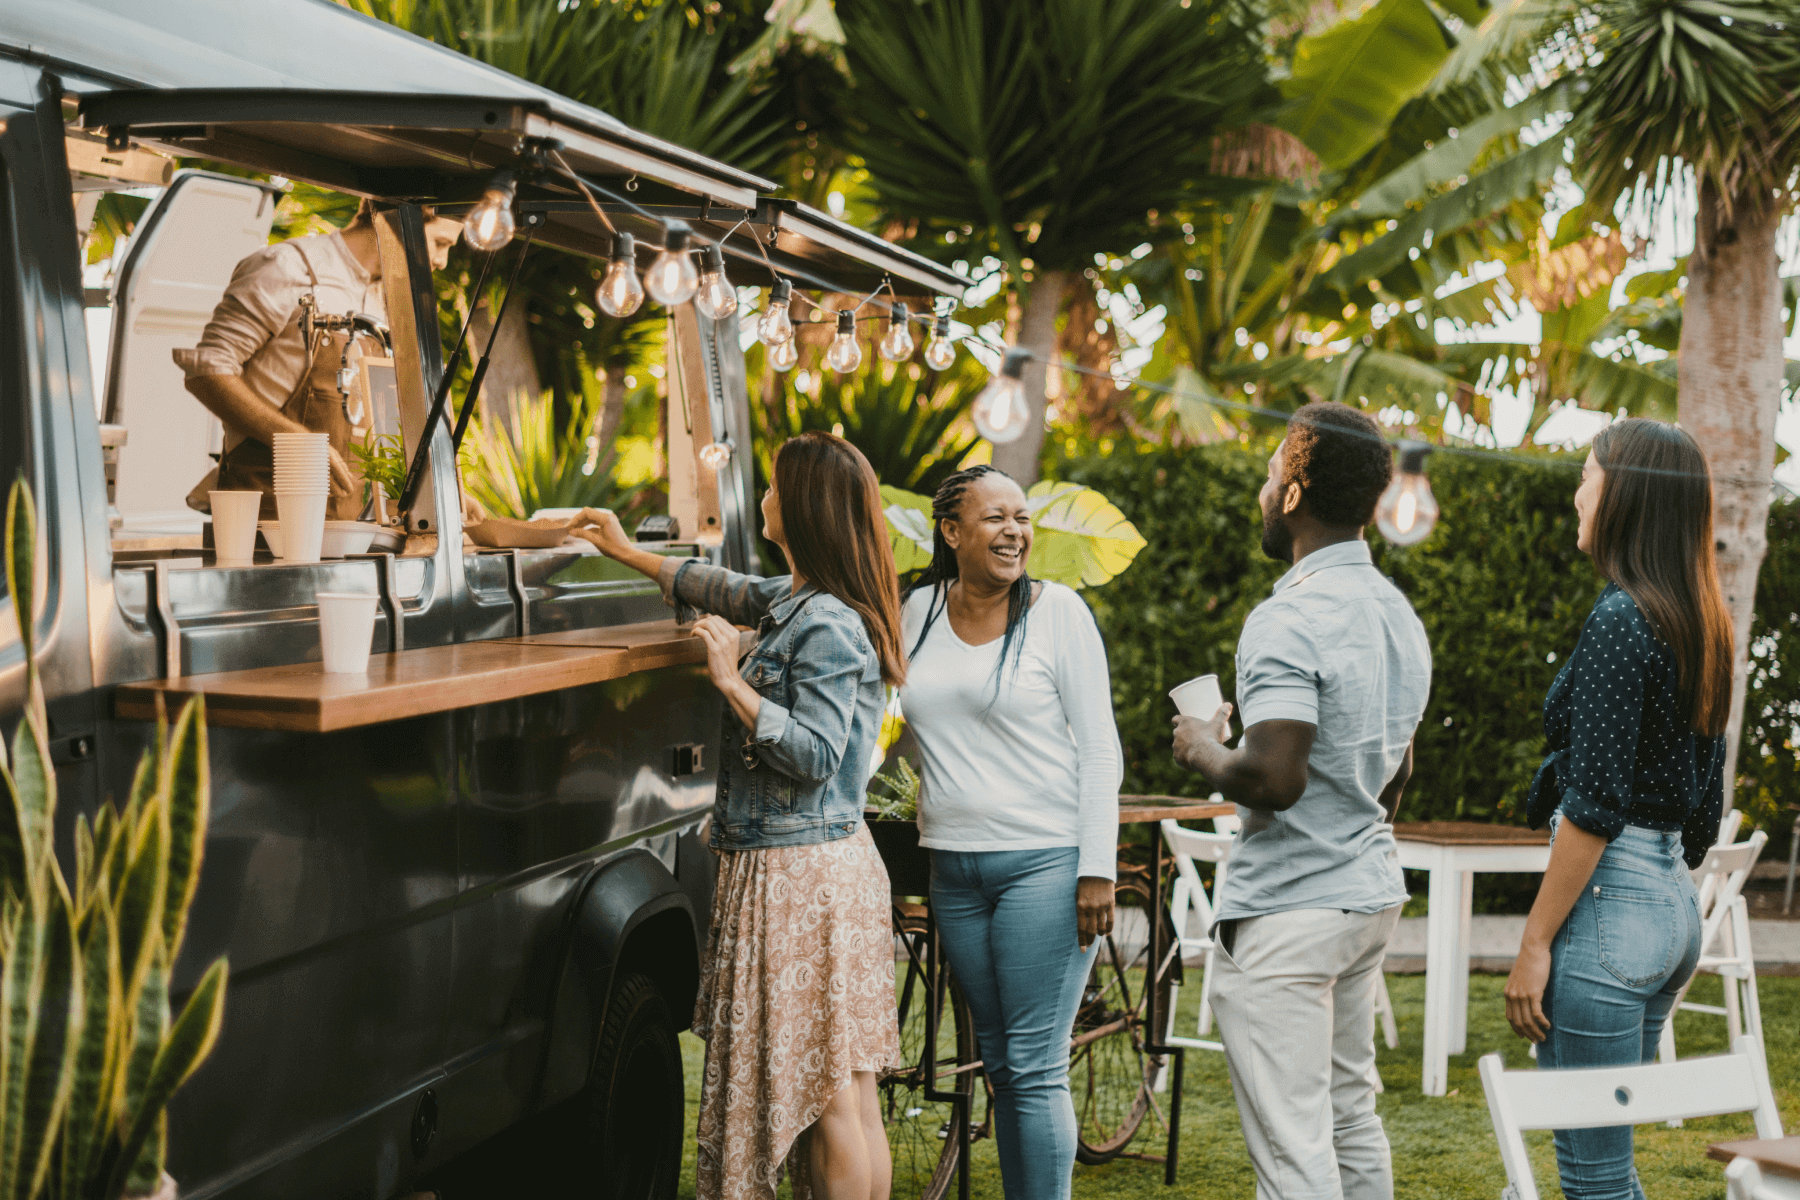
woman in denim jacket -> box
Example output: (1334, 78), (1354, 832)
(1505, 418), (1732, 1200)
(580, 432), (907, 1200)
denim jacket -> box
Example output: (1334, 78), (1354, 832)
(660, 558), (883, 851)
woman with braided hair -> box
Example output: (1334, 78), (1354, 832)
(896, 463), (1123, 1200)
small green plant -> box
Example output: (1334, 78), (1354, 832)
(0, 476), (228, 1200)
(866, 756), (921, 822)
(347, 433), (407, 508)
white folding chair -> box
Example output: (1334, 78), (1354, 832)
(1155, 810), (1397, 1093)
(1479, 1035), (1783, 1200)
(1659, 829), (1769, 1066)
(1725, 1156), (1799, 1200)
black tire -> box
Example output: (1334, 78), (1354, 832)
(584, 972), (684, 1200)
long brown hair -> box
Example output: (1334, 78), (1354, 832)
(1588, 418), (1733, 736)
(773, 431), (907, 687)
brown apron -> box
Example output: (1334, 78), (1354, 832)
(205, 241), (381, 521)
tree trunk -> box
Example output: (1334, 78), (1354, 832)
(1675, 182), (1787, 815)
(469, 300), (541, 438)
(991, 270), (1072, 485)
(591, 368), (628, 476)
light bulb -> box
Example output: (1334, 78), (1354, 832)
(768, 336), (799, 372)
(1375, 441), (1440, 545)
(972, 348), (1032, 443)
(694, 243), (737, 320)
(825, 310), (862, 373)
(879, 302), (915, 362)
(596, 231), (644, 317)
(758, 279), (794, 346)
(645, 221), (699, 306)
(463, 170), (517, 252)
(924, 315), (956, 371)
(699, 440), (733, 470)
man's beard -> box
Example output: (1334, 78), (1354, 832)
(1260, 506), (1294, 562)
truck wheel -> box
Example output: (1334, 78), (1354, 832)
(584, 972), (683, 1200)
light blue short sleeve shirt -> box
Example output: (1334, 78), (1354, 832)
(1214, 539), (1433, 924)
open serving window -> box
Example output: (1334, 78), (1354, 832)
(76, 86), (965, 579)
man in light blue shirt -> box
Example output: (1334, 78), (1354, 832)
(1173, 402), (1431, 1200)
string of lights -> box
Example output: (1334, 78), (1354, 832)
(452, 153), (1783, 547)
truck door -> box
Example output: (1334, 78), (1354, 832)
(101, 170), (279, 528)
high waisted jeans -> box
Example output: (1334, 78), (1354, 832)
(1538, 815), (1703, 1200)
(930, 847), (1098, 1200)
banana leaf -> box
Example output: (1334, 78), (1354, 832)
(879, 485), (935, 575)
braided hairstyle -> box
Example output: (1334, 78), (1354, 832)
(905, 464), (1034, 685)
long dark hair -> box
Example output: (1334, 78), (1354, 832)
(774, 431), (907, 687)
(905, 464), (1033, 680)
(1589, 418), (1733, 737)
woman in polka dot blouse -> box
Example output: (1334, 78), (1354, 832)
(1503, 418), (1733, 1200)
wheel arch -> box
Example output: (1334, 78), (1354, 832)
(539, 847), (702, 1106)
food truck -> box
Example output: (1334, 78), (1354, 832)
(0, 1), (965, 1196)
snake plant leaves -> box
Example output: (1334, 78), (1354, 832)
(158, 699), (209, 960)
(107, 959), (226, 1200)
(1025, 482), (1147, 591)
(879, 485), (936, 574)
(110, 941), (170, 1199)
(18, 892), (80, 1200)
(59, 895), (120, 1200)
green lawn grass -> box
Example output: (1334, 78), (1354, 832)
(676, 974), (1800, 1199)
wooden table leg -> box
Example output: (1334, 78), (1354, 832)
(1452, 868), (1474, 1055)
(1421, 849), (1459, 1096)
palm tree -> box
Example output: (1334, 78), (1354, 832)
(837, 0), (1275, 482)
(1562, 0), (1800, 805)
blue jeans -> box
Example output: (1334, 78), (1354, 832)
(1538, 817), (1703, 1200)
(931, 847), (1098, 1200)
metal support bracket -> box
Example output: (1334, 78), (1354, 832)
(352, 552), (404, 652)
(144, 559), (203, 679)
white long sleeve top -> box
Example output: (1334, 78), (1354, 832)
(898, 583), (1123, 880)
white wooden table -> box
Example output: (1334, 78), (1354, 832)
(1710, 1136), (1800, 1198)
(1393, 821), (1552, 1096)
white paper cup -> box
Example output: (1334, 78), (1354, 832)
(1169, 674), (1224, 720)
(276, 490), (329, 564)
(209, 490), (262, 563)
(316, 592), (379, 673)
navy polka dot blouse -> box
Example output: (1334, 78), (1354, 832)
(1525, 583), (1726, 869)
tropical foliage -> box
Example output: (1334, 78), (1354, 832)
(0, 479), (227, 1200)
(878, 479), (1147, 590)
(460, 381), (649, 520)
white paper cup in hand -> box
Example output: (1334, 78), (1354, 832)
(1169, 674), (1224, 721)
(317, 592), (379, 674)
(209, 490), (262, 564)
(276, 490), (329, 564)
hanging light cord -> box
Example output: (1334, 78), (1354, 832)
(542, 155), (1759, 487)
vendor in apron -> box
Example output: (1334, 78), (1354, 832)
(175, 200), (466, 521)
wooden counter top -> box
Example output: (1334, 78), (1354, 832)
(114, 620), (731, 734)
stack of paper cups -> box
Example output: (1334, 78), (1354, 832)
(271, 432), (330, 564)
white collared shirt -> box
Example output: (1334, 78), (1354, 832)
(172, 231), (384, 450)
(1215, 538), (1432, 923)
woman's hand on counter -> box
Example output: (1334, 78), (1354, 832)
(692, 615), (761, 728)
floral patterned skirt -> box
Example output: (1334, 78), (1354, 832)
(693, 824), (901, 1200)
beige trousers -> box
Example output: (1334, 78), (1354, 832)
(1210, 905), (1403, 1200)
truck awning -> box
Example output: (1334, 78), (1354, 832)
(77, 88), (772, 211)
(75, 88), (966, 299)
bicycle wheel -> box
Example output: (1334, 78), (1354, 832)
(883, 903), (980, 1200)
(1072, 876), (1175, 1164)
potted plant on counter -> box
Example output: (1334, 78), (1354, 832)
(0, 478), (229, 1200)
(865, 756), (931, 897)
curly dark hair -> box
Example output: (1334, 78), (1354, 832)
(1280, 402), (1393, 528)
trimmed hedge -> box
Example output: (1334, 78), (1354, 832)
(1066, 442), (1799, 835)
